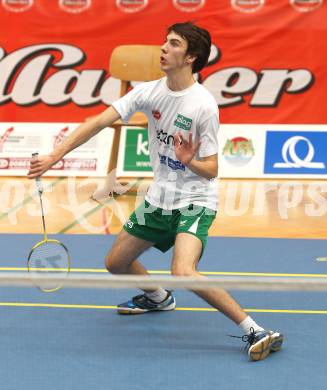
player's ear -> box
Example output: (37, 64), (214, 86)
(185, 53), (196, 65)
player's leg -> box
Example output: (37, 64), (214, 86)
(105, 228), (153, 276)
(105, 199), (167, 276)
(106, 200), (176, 314)
(172, 204), (284, 361)
(106, 229), (175, 314)
(171, 232), (247, 324)
(172, 233), (284, 360)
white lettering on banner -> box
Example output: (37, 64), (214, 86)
(0, 44), (314, 108)
(207, 44), (220, 66)
(203, 67), (313, 107)
(136, 133), (149, 156)
(0, 44), (106, 106)
(250, 70), (313, 106)
(273, 136), (325, 169)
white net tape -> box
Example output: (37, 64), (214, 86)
(1, 273), (327, 291)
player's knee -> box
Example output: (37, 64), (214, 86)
(105, 252), (122, 274)
(104, 253), (112, 271)
(171, 266), (196, 277)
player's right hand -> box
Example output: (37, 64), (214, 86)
(27, 154), (57, 179)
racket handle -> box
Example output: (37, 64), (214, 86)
(31, 152), (43, 193)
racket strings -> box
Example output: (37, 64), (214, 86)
(28, 241), (70, 292)
(29, 242), (69, 271)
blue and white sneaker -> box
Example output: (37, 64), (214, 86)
(117, 290), (176, 314)
(230, 327), (284, 361)
(245, 328), (284, 361)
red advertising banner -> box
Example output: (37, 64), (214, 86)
(0, 0), (326, 125)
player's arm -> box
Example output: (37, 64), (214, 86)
(187, 154), (218, 180)
(28, 106), (121, 178)
(173, 132), (218, 180)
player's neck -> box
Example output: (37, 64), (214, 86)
(166, 70), (195, 92)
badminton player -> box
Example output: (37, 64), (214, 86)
(28, 21), (283, 361)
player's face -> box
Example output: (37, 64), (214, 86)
(160, 32), (193, 73)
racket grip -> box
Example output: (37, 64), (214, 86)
(31, 152), (43, 193)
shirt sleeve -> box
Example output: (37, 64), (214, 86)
(111, 83), (146, 123)
(197, 110), (219, 158)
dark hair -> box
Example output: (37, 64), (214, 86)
(167, 22), (211, 73)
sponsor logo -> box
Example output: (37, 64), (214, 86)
(135, 132), (149, 156)
(273, 136), (324, 168)
(2, 0), (33, 12)
(264, 131), (327, 174)
(156, 129), (174, 146)
(231, 0), (265, 13)
(0, 44), (314, 109)
(222, 137), (255, 167)
(59, 0), (91, 13)
(52, 158), (97, 170)
(116, 0), (148, 13)
(174, 114), (192, 131)
(179, 220), (187, 226)
(159, 154), (167, 164)
(159, 153), (185, 171)
(0, 157), (29, 169)
(290, 0), (323, 12)
(0, 126), (14, 152)
(172, 0), (205, 12)
(53, 126), (69, 148)
(168, 157), (185, 171)
(0, 158), (9, 168)
(152, 110), (161, 120)
(123, 128), (152, 172)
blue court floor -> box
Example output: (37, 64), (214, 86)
(0, 234), (326, 390)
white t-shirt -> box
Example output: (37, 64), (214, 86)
(112, 77), (219, 211)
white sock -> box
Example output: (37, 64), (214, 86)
(145, 288), (168, 303)
(238, 316), (264, 335)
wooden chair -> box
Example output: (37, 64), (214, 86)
(108, 45), (165, 172)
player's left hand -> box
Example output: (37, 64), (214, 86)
(173, 132), (201, 166)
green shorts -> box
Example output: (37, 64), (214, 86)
(123, 200), (216, 257)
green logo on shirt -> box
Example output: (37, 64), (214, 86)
(174, 114), (192, 131)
